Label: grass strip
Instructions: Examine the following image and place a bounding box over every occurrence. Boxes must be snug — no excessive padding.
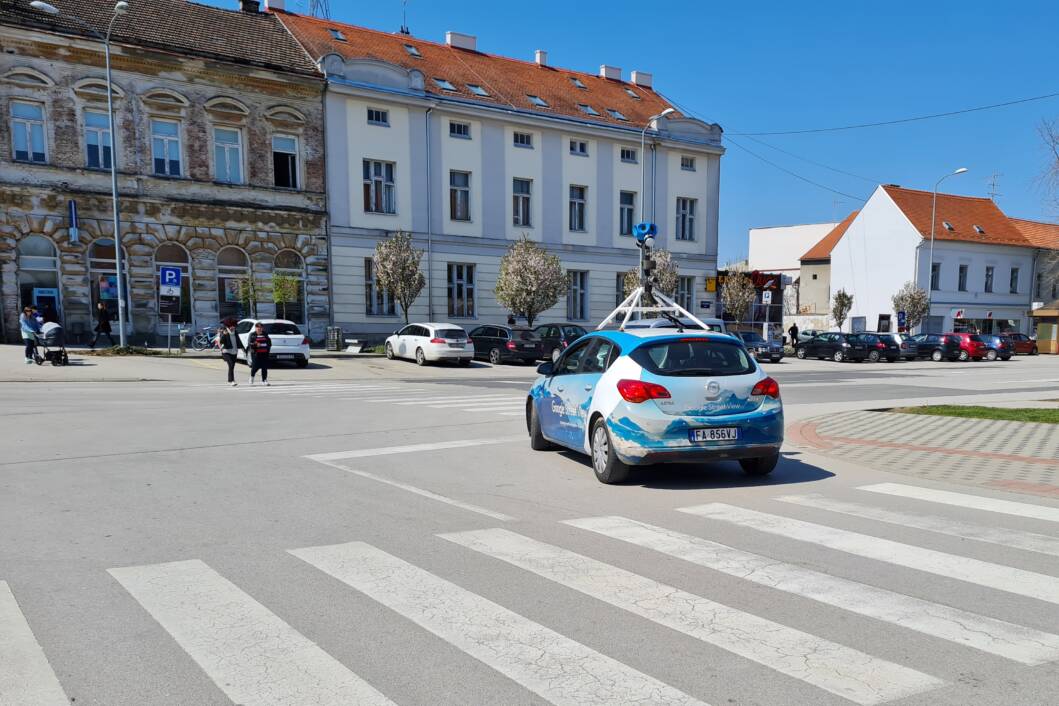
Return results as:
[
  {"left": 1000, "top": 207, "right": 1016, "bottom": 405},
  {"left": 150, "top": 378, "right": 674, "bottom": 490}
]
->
[{"left": 891, "top": 405, "right": 1059, "bottom": 424}]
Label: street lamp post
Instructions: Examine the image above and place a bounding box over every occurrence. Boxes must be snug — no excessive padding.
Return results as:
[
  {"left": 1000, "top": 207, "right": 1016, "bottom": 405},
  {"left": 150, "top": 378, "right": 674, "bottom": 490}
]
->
[
  {"left": 640, "top": 107, "right": 675, "bottom": 223},
  {"left": 31, "top": 0, "right": 129, "bottom": 346},
  {"left": 926, "top": 167, "right": 968, "bottom": 332}
]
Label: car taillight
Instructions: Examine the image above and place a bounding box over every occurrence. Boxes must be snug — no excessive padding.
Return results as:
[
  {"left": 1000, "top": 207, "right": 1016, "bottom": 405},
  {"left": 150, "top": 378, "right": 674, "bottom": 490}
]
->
[
  {"left": 876, "top": 342, "right": 886, "bottom": 349},
  {"left": 467, "top": 337, "right": 473, "bottom": 345},
  {"left": 616, "top": 379, "right": 671, "bottom": 404},
  {"left": 506, "top": 340, "right": 517, "bottom": 350},
  {"left": 301, "top": 336, "right": 310, "bottom": 345},
  {"left": 901, "top": 342, "right": 908, "bottom": 349},
  {"left": 751, "top": 377, "right": 781, "bottom": 399},
  {"left": 430, "top": 337, "right": 446, "bottom": 344}
]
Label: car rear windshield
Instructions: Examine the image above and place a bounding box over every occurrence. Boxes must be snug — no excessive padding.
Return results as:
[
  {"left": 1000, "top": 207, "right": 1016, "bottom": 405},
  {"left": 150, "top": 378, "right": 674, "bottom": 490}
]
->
[
  {"left": 562, "top": 326, "right": 586, "bottom": 339},
  {"left": 630, "top": 338, "right": 755, "bottom": 377},
  {"left": 435, "top": 329, "right": 464, "bottom": 339},
  {"left": 264, "top": 323, "right": 301, "bottom": 335}
]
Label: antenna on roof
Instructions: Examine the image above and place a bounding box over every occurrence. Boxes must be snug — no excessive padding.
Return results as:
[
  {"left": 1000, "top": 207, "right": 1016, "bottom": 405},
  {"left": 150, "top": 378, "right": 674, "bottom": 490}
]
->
[
  {"left": 305, "top": 0, "right": 330, "bottom": 18},
  {"left": 987, "top": 172, "right": 1003, "bottom": 202},
  {"left": 399, "top": 0, "right": 410, "bottom": 35}
]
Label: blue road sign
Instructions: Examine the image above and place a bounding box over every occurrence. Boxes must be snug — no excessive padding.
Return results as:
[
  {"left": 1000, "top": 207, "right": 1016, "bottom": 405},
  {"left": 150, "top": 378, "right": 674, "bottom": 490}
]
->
[{"left": 160, "top": 266, "right": 182, "bottom": 288}]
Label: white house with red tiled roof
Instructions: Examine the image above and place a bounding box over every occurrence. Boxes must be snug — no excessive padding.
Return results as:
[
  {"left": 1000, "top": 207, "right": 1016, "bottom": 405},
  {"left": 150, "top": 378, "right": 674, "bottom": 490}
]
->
[
  {"left": 829, "top": 185, "right": 1057, "bottom": 335},
  {"left": 271, "top": 1, "right": 724, "bottom": 336}
]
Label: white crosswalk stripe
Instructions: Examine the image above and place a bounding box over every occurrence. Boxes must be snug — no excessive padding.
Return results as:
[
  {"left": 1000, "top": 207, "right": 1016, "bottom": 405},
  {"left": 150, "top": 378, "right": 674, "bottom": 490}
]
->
[
  {"left": 442, "top": 528, "right": 944, "bottom": 705},
  {"left": 290, "top": 540, "right": 706, "bottom": 706},
  {"left": 860, "top": 483, "right": 1059, "bottom": 524},
  {"left": 108, "top": 559, "right": 394, "bottom": 706},
  {"left": 777, "top": 493, "right": 1059, "bottom": 558},
  {"left": 0, "top": 581, "right": 68, "bottom": 706},
  {"left": 679, "top": 503, "right": 1059, "bottom": 605},
  {"left": 565, "top": 516, "right": 1059, "bottom": 665}
]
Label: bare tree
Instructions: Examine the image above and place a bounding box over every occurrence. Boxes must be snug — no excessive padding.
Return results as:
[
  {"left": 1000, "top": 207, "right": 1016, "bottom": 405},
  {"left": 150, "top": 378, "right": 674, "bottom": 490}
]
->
[
  {"left": 1041, "top": 119, "right": 1059, "bottom": 214},
  {"left": 373, "top": 231, "right": 425, "bottom": 324},
  {"left": 832, "top": 289, "right": 853, "bottom": 331},
  {"left": 623, "top": 249, "right": 679, "bottom": 309},
  {"left": 721, "top": 268, "right": 756, "bottom": 324},
  {"left": 494, "top": 235, "right": 567, "bottom": 327},
  {"left": 890, "top": 281, "right": 929, "bottom": 331}
]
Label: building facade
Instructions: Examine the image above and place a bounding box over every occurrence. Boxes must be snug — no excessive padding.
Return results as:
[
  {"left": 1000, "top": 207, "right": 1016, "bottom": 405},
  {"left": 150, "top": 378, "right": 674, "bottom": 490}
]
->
[
  {"left": 276, "top": 7, "right": 723, "bottom": 338},
  {"left": 0, "top": 0, "right": 329, "bottom": 344},
  {"left": 795, "top": 211, "right": 857, "bottom": 316}
]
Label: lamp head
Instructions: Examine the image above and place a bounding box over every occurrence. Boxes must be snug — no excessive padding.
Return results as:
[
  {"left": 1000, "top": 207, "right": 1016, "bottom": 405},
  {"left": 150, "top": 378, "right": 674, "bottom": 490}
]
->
[
  {"left": 659, "top": 107, "right": 675, "bottom": 118},
  {"left": 29, "top": 1, "right": 60, "bottom": 14},
  {"left": 953, "top": 167, "right": 968, "bottom": 175},
  {"left": 114, "top": 1, "right": 128, "bottom": 14}
]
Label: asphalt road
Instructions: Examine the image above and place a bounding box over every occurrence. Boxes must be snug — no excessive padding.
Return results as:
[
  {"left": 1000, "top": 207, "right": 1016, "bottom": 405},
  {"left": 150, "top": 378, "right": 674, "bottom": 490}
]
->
[{"left": 1, "top": 352, "right": 1058, "bottom": 705}]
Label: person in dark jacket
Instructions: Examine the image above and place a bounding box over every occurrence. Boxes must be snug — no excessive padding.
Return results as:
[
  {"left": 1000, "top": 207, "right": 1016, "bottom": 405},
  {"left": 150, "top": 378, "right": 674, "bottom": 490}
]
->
[
  {"left": 247, "top": 322, "right": 272, "bottom": 386},
  {"left": 215, "top": 319, "right": 240, "bottom": 386},
  {"left": 788, "top": 323, "right": 799, "bottom": 349},
  {"left": 90, "top": 301, "right": 115, "bottom": 349}
]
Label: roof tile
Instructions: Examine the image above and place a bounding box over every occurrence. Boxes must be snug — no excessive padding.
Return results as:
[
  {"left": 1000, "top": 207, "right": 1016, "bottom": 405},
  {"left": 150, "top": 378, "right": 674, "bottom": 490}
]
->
[
  {"left": 1010, "top": 218, "right": 1059, "bottom": 251},
  {"left": 882, "top": 185, "right": 1030, "bottom": 247},
  {"left": 800, "top": 211, "right": 858, "bottom": 261}
]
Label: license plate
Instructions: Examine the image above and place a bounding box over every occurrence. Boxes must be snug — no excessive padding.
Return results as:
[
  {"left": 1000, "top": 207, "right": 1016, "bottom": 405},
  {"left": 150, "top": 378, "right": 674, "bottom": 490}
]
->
[
  {"left": 523, "top": 344, "right": 536, "bottom": 349},
  {"left": 448, "top": 342, "right": 465, "bottom": 348},
  {"left": 275, "top": 354, "right": 295, "bottom": 359},
  {"left": 689, "top": 427, "right": 739, "bottom": 442}
]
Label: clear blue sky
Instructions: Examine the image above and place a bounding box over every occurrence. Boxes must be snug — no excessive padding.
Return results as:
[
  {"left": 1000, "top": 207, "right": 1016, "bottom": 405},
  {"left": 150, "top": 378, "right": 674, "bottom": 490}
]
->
[{"left": 238, "top": 0, "right": 1059, "bottom": 263}]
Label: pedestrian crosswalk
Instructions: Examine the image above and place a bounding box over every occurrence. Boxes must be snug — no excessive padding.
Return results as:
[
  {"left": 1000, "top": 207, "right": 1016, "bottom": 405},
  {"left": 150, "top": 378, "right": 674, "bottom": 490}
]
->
[
  {"left": 4, "top": 481, "right": 1059, "bottom": 704},
  {"left": 241, "top": 381, "right": 529, "bottom": 416}
]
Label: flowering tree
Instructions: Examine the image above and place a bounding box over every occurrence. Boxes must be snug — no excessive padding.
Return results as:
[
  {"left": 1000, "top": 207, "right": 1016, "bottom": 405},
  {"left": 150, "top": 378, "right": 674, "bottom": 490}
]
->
[
  {"left": 720, "top": 267, "right": 756, "bottom": 323},
  {"left": 494, "top": 235, "right": 567, "bottom": 326},
  {"left": 373, "top": 231, "right": 425, "bottom": 324},
  {"left": 622, "top": 249, "right": 679, "bottom": 308},
  {"left": 890, "top": 281, "right": 929, "bottom": 331},
  {"left": 832, "top": 288, "right": 854, "bottom": 331}
]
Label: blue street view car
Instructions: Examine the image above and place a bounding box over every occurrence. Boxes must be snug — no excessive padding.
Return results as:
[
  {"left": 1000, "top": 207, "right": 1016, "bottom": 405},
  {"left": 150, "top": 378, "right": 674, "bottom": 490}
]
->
[{"left": 526, "top": 329, "right": 783, "bottom": 483}]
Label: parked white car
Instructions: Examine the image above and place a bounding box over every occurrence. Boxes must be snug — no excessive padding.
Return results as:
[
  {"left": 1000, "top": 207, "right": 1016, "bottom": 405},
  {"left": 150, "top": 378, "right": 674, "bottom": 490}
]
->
[
  {"left": 236, "top": 319, "right": 311, "bottom": 368},
  {"left": 385, "top": 323, "right": 472, "bottom": 365}
]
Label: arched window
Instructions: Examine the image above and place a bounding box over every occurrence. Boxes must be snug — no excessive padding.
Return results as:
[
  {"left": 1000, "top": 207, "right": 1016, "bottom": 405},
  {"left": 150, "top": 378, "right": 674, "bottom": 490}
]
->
[
  {"left": 154, "top": 243, "right": 192, "bottom": 329},
  {"left": 217, "top": 246, "right": 250, "bottom": 321},
  {"left": 18, "top": 236, "right": 61, "bottom": 323},
  {"left": 88, "top": 239, "right": 129, "bottom": 324},
  {"left": 273, "top": 249, "right": 306, "bottom": 324}
]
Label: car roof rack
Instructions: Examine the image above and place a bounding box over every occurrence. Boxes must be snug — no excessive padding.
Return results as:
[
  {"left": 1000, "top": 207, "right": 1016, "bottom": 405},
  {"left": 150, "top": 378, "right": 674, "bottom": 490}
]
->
[{"left": 597, "top": 285, "right": 712, "bottom": 332}]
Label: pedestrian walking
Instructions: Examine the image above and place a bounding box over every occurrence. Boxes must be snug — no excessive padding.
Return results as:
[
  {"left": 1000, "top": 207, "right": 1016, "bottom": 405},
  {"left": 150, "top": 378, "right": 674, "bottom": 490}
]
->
[
  {"left": 90, "top": 302, "right": 116, "bottom": 349},
  {"left": 19, "top": 306, "right": 40, "bottom": 364},
  {"left": 215, "top": 319, "right": 240, "bottom": 386},
  {"left": 788, "top": 323, "right": 799, "bottom": 348},
  {"left": 247, "top": 321, "right": 272, "bottom": 386},
  {"left": 507, "top": 313, "right": 516, "bottom": 326}
]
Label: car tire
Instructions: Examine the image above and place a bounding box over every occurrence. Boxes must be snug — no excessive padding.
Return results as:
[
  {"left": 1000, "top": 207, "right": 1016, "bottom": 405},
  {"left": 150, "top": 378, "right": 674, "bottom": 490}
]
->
[
  {"left": 740, "top": 453, "right": 779, "bottom": 476},
  {"left": 415, "top": 348, "right": 427, "bottom": 366},
  {"left": 958, "top": 350, "right": 969, "bottom": 361},
  {"left": 833, "top": 350, "right": 845, "bottom": 363},
  {"left": 1031, "top": 346, "right": 1039, "bottom": 355},
  {"left": 931, "top": 350, "right": 943, "bottom": 362},
  {"left": 1001, "top": 355, "right": 1011, "bottom": 361},
  {"left": 527, "top": 401, "right": 554, "bottom": 451},
  {"left": 985, "top": 350, "right": 998, "bottom": 361},
  {"left": 296, "top": 357, "right": 309, "bottom": 368},
  {"left": 590, "top": 418, "right": 630, "bottom": 484},
  {"left": 867, "top": 350, "right": 880, "bottom": 363},
  {"left": 489, "top": 348, "right": 502, "bottom": 365},
  {"left": 385, "top": 342, "right": 395, "bottom": 360},
  {"left": 796, "top": 347, "right": 807, "bottom": 359},
  {"left": 551, "top": 347, "right": 562, "bottom": 363}
]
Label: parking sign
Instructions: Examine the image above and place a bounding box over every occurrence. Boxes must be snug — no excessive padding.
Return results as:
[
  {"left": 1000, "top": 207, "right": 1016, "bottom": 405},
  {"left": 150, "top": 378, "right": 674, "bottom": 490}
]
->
[{"left": 159, "top": 266, "right": 182, "bottom": 297}]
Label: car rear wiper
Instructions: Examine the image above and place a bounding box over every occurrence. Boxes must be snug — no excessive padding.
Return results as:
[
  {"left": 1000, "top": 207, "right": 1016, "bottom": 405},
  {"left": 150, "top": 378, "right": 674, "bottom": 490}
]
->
[{"left": 669, "top": 368, "right": 721, "bottom": 376}]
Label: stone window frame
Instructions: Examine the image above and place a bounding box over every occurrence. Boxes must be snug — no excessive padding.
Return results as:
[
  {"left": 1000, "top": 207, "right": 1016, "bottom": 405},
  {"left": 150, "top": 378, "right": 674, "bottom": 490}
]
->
[
  {"left": 10, "top": 99, "right": 49, "bottom": 164},
  {"left": 153, "top": 242, "right": 193, "bottom": 329},
  {"left": 88, "top": 238, "right": 131, "bottom": 324},
  {"left": 274, "top": 249, "right": 307, "bottom": 325},
  {"left": 205, "top": 97, "right": 250, "bottom": 186},
  {"left": 17, "top": 235, "right": 63, "bottom": 321},
  {"left": 265, "top": 106, "right": 307, "bottom": 191},
  {"left": 217, "top": 245, "right": 252, "bottom": 321},
  {"left": 142, "top": 89, "right": 190, "bottom": 178},
  {"left": 71, "top": 79, "right": 125, "bottom": 171}
]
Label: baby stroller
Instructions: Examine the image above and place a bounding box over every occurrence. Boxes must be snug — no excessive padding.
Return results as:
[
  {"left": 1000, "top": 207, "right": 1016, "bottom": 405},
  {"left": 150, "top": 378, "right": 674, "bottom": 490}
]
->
[{"left": 34, "top": 322, "right": 69, "bottom": 366}]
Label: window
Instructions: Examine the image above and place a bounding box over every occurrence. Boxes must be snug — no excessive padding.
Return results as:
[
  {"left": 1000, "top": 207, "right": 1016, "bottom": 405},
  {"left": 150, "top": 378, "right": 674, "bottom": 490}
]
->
[
  {"left": 569, "top": 139, "right": 588, "bottom": 156},
  {"left": 403, "top": 43, "right": 421, "bottom": 57},
  {"left": 677, "top": 275, "right": 694, "bottom": 310},
  {"left": 272, "top": 135, "right": 299, "bottom": 189},
  {"left": 680, "top": 155, "right": 696, "bottom": 171},
  {"left": 433, "top": 78, "right": 457, "bottom": 91},
  {"left": 449, "top": 121, "right": 470, "bottom": 138},
  {"left": 10, "top": 101, "right": 46, "bottom": 163},
  {"left": 675, "top": 197, "right": 696, "bottom": 241},
  {"left": 615, "top": 272, "right": 627, "bottom": 306},
  {"left": 577, "top": 104, "right": 600, "bottom": 116},
  {"left": 957, "top": 264, "right": 968, "bottom": 291},
  {"left": 570, "top": 77, "right": 587, "bottom": 89},
  {"left": 274, "top": 250, "right": 306, "bottom": 325},
  {"left": 89, "top": 239, "right": 129, "bottom": 323},
  {"left": 984, "top": 266, "right": 994, "bottom": 293},
  {"left": 364, "top": 258, "right": 396, "bottom": 316},
  {"left": 363, "top": 159, "right": 396, "bottom": 214},
  {"left": 83, "top": 110, "right": 111, "bottom": 169},
  {"left": 17, "top": 236, "right": 61, "bottom": 322},
  {"left": 942, "top": 221, "right": 955, "bottom": 231},
  {"left": 154, "top": 243, "right": 191, "bottom": 326},
  {"left": 213, "top": 127, "right": 242, "bottom": 184},
  {"left": 466, "top": 83, "right": 489, "bottom": 96},
  {"left": 216, "top": 246, "right": 248, "bottom": 321},
  {"left": 527, "top": 94, "right": 549, "bottom": 107},
  {"left": 930, "top": 262, "right": 940, "bottom": 291},
  {"left": 567, "top": 270, "right": 589, "bottom": 320},
  {"left": 513, "top": 131, "right": 533, "bottom": 148},
  {"left": 624, "top": 87, "right": 640, "bottom": 99},
  {"left": 328, "top": 28, "right": 347, "bottom": 41},
  {"left": 150, "top": 119, "right": 181, "bottom": 176},
  {"left": 449, "top": 170, "right": 470, "bottom": 221},
  {"left": 620, "top": 147, "right": 637, "bottom": 163},
  {"left": 512, "top": 178, "right": 531, "bottom": 226},
  {"left": 367, "top": 107, "right": 389, "bottom": 126},
  {"left": 606, "top": 108, "right": 628, "bottom": 121},
  {"left": 1009, "top": 267, "right": 1019, "bottom": 294},
  {"left": 619, "top": 191, "right": 636, "bottom": 236},
  {"left": 569, "top": 185, "right": 587, "bottom": 231},
  {"left": 447, "top": 263, "right": 475, "bottom": 318},
  {"left": 812, "top": 273, "right": 818, "bottom": 280}
]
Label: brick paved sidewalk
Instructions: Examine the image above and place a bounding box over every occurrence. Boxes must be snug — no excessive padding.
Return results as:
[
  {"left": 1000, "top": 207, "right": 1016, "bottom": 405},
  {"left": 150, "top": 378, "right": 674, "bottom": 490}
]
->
[{"left": 788, "top": 410, "right": 1059, "bottom": 498}]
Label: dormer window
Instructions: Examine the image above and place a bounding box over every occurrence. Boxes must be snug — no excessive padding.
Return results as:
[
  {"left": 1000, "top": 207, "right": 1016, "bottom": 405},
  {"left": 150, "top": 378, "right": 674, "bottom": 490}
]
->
[
  {"left": 403, "top": 44, "right": 421, "bottom": 57},
  {"left": 466, "top": 84, "right": 489, "bottom": 97},
  {"left": 606, "top": 108, "right": 628, "bottom": 121},
  {"left": 570, "top": 77, "right": 587, "bottom": 89},
  {"left": 433, "top": 78, "right": 457, "bottom": 91},
  {"left": 527, "top": 94, "right": 549, "bottom": 107},
  {"left": 328, "top": 28, "right": 347, "bottom": 41},
  {"left": 578, "top": 104, "right": 599, "bottom": 116},
  {"left": 973, "top": 224, "right": 985, "bottom": 234},
  {"left": 624, "top": 87, "right": 640, "bottom": 99},
  {"left": 942, "top": 221, "right": 955, "bottom": 231}
]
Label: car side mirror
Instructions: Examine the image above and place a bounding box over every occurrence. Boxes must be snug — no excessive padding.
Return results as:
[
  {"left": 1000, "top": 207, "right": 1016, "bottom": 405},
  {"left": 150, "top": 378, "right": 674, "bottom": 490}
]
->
[{"left": 536, "top": 362, "right": 554, "bottom": 376}]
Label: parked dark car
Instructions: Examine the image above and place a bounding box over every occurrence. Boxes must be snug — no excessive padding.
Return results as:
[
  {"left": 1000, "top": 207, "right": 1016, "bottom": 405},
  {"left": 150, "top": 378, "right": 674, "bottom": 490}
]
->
[
  {"left": 1007, "top": 333, "right": 1039, "bottom": 355},
  {"left": 796, "top": 332, "right": 870, "bottom": 362},
  {"left": 911, "top": 333, "right": 962, "bottom": 361},
  {"left": 859, "top": 332, "right": 902, "bottom": 362},
  {"left": 735, "top": 330, "right": 785, "bottom": 363},
  {"left": 534, "top": 323, "right": 587, "bottom": 362},
  {"left": 979, "top": 334, "right": 1014, "bottom": 361},
  {"left": 895, "top": 333, "right": 919, "bottom": 360},
  {"left": 467, "top": 325, "right": 543, "bottom": 364}
]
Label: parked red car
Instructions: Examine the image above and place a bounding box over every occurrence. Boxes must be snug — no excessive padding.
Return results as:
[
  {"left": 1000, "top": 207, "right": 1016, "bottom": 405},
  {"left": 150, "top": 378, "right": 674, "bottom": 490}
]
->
[
  {"left": 945, "top": 332, "right": 989, "bottom": 361},
  {"left": 1006, "top": 333, "right": 1039, "bottom": 355}
]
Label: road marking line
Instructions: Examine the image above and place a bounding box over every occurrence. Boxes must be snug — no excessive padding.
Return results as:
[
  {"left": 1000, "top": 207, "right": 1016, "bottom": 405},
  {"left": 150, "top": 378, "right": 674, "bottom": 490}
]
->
[
  {"left": 290, "top": 541, "right": 704, "bottom": 706},
  {"left": 679, "top": 504, "right": 1059, "bottom": 605},
  {"left": 0, "top": 581, "right": 68, "bottom": 706},
  {"left": 565, "top": 516, "right": 1059, "bottom": 665},
  {"left": 442, "top": 528, "right": 941, "bottom": 704},
  {"left": 778, "top": 493, "right": 1059, "bottom": 558},
  {"left": 460, "top": 406, "right": 525, "bottom": 413},
  {"left": 306, "top": 436, "right": 524, "bottom": 461},
  {"left": 860, "top": 483, "right": 1059, "bottom": 524},
  {"left": 108, "top": 560, "right": 394, "bottom": 706},
  {"left": 395, "top": 395, "right": 521, "bottom": 405}
]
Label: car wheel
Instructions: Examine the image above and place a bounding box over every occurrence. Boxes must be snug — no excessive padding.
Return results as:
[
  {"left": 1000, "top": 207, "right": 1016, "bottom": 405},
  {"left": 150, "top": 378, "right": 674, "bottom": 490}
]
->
[
  {"left": 385, "top": 342, "right": 395, "bottom": 360},
  {"left": 527, "top": 401, "right": 554, "bottom": 451},
  {"left": 985, "top": 350, "right": 998, "bottom": 361},
  {"left": 489, "top": 348, "right": 502, "bottom": 365},
  {"left": 958, "top": 350, "right": 969, "bottom": 361},
  {"left": 833, "top": 350, "right": 845, "bottom": 363},
  {"left": 590, "top": 418, "right": 630, "bottom": 484},
  {"left": 931, "top": 350, "right": 943, "bottom": 362},
  {"left": 740, "top": 453, "right": 779, "bottom": 476},
  {"left": 867, "top": 350, "right": 880, "bottom": 363},
  {"left": 796, "top": 347, "right": 807, "bottom": 359},
  {"left": 296, "top": 357, "right": 309, "bottom": 369},
  {"left": 415, "top": 348, "right": 427, "bottom": 366}
]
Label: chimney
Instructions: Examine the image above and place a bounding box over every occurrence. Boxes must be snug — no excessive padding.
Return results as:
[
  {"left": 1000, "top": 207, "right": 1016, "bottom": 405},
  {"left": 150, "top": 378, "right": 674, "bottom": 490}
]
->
[
  {"left": 631, "top": 70, "right": 652, "bottom": 88},
  {"left": 239, "top": 0, "right": 260, "bottom": 12},
  {"left": 535, "top": 49, "right": 547, "bottom": 66},
  {"left": 445, "top": 31, "right": 477, "bottom": 51},
  {"left": 264, "top": 0, "right": 284, "bottom": 10},
  {"left": 599, "top": 64, "right": 621, "bottom": 81}
]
